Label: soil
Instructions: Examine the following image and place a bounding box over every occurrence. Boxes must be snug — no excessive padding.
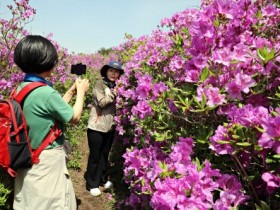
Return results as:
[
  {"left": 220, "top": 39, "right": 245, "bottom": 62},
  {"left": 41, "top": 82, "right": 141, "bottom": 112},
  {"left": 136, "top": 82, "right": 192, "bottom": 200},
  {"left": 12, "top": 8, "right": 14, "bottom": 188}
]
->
[{"left": 69, "top": 135, "right": 129, "bottom": 210}]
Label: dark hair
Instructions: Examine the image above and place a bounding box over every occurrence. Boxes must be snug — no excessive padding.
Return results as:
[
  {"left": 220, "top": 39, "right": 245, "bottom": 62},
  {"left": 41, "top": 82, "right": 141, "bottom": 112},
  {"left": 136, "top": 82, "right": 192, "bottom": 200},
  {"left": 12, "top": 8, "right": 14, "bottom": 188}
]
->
[{"left": 14, "top": 35, "right": 58, "bottom": 73}]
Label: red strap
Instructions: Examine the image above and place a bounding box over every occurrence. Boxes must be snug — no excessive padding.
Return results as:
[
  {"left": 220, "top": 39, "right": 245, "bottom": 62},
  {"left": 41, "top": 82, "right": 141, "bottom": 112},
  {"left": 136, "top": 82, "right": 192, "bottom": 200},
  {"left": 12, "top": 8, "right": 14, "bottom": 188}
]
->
[
  {"left": 4, "top": 100, "right": 21, "bottom": 143},
  {"left": 32, "top": 121, "right": 62, "bottom": 164},
  {"left": 10, "top": 82, "right": 47, "bottom": 103},
  {"left": 9, "top": 82, "right": 47, "bottom": 143},
  {"left": 7, "top": 168, "right": 17, "bottom": 177}
]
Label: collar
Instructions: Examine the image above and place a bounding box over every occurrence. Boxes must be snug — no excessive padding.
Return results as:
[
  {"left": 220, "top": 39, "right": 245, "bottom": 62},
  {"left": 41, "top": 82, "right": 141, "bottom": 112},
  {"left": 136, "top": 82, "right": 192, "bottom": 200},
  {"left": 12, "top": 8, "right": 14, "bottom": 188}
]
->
[
  {"left": 103, "top": 77, "right": 116, "bottom": 89},
  {"left": 24, "top": 73, "right": 53, "bottom": 87}
]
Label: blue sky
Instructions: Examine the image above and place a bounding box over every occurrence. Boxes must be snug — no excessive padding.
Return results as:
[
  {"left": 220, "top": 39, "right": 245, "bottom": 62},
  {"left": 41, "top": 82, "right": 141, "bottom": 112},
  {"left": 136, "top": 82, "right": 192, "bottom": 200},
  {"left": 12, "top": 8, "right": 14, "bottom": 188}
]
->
[{"left": 1, "top": 0, "right": 201, "bottom": 54}]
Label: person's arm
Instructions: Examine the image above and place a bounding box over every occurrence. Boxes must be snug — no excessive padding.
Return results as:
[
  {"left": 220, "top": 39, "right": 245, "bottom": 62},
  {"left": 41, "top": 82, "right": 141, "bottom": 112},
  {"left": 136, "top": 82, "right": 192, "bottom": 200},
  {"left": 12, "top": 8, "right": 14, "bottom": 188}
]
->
[
  {"left": 69, "top": 78, "right": 89, "bottom": 124},
  {"left": 95, "top": 81, "right": 116, "bottom": 108},
  {"left": 63, "top": 83, "right": 76, "bottom": 103}
]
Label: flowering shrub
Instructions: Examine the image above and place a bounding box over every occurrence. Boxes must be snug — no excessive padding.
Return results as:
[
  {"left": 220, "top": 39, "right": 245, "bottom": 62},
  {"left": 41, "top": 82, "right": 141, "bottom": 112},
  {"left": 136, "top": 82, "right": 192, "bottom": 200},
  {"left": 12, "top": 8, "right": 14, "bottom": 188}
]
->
[{"left": 115, "top": 0, "right": 280, "bottom": 209}]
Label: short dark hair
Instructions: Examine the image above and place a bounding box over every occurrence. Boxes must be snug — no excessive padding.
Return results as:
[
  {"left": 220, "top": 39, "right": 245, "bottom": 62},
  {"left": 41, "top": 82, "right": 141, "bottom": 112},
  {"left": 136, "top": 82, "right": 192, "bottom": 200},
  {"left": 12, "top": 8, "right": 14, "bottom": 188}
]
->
[{"left": 14, "top": 35, "right": 58, "bottom": 74}]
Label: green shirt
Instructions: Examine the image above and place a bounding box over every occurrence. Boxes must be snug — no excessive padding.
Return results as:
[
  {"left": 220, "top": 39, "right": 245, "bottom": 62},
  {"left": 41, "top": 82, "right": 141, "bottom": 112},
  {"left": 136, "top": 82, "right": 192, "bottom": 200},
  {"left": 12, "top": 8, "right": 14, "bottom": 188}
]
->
[{"left": 17, "top": 82, "right": 74, "bottom": 149}]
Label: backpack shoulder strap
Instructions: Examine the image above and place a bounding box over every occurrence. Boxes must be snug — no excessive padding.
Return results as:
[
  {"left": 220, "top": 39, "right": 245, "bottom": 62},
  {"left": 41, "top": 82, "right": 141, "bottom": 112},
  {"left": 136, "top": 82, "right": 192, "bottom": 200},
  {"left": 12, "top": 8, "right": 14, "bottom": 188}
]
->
[
  {"left": 32, "top": 121, "right": 62, "bottom": 164},
  {"left": 11, "top": 82, "right": 47, "bottom": 103}
]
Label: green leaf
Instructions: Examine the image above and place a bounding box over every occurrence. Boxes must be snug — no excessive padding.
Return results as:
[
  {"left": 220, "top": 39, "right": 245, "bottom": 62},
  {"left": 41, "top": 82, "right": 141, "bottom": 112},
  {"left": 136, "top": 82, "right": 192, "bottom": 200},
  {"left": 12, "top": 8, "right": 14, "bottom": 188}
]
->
[
  {"left": 232, "top": 134, "right": 240, "bottom": 139},
  {"left": 141, "top": 178, "right": 145, "bottom": 186},
  {"left": 275, "top": 93, "right": 280, "bottom": 98},
  {"left": 197, "top": 139, "right": 207, "bottom": 144},
  {"left": 257, "top": 48, "right": 266, "bottom": 61},
  {"left": 214, "top": 18, "right": 220, "bottom": 27},
  {"left": 266, "top": 158, "right": 273, "bottom": 163},
  {"left": 255, "top": 201, "right": 271, "bottom": 210},
  {"left": 195, "top": 157, "right": 200, "bottom": 167},
  {"left": 201, "top": 93, "right": 207, "bottom": 108},
  {"left": 236, "top": 142, "right": 251, "bottom": 147},
  {"left": 199, "top": 67, "right": 210, "bottom": 82},
  {"left": 266, "top": 49, "right": 275, "bottom": 62},
  {"left": 255, "top": 126, "right": 265, "bottom": 133},
  {"left": 256, "top": 10, "right": 262, "bottom": 19},
  {"left": 273, "top": 154, "right": 280, "bottom": 159},
  {"left": 193, "top": 95, "right": 202, "bottom": 109},
  {"left": 217, "top": 140, "right": 230, "bottom": 144},
  {"left": 178, "top": 95, "right": 187, "bottom": 105},
  {"left": 257, "top": 47, "right": 275, "bottom": 63},
  {"left": 255, "top": 205, "right": 261, "bottom": 210},
  {"left": 255, "top": 204, "right": 262, "bottom": 210}
]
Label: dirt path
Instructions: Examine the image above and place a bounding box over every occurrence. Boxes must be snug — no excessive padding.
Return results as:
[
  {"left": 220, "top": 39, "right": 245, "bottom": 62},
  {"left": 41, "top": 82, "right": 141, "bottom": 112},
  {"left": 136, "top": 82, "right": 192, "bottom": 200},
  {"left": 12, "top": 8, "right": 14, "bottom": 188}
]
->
[{"left": 69, "top": 137, "right": 114, "bottom": 210}]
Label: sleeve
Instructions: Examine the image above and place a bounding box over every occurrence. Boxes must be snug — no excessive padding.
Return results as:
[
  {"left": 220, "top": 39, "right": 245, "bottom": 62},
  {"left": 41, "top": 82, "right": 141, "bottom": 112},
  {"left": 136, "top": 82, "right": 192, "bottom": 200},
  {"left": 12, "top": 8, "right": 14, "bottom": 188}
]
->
[
  {"left": 94, "top": 80, "right": 116, "bottom": 108},
  {"left": 45, "top": 90, "right": 74, "bottom": 123}
]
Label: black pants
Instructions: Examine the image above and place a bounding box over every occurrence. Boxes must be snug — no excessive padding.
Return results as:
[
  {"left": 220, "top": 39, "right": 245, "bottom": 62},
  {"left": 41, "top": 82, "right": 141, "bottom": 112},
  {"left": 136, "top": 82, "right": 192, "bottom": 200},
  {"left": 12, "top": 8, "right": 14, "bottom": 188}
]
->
[{"left": 85, "top": 129, "right": 114, "bottom": 189}]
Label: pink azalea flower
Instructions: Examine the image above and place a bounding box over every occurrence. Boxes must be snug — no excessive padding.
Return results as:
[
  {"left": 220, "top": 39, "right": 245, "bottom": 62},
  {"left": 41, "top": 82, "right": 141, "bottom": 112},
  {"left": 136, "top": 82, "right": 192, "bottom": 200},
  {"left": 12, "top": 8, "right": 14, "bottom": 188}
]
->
[
  {"left": 169, "top": 55, "right": 185, "bottom": 72},
  {"left": 135, "top": 85, "right": 151, "bottom": 100},
  {"left": 131, "top": 101, "right": 153, "bottom": 119},
  {"left": 205, "top": 87, "right": 226, "bottom": 107},
  {"left": 262, "top": 172, "right": 280, "bottom": 194},
  {"left": 210, "top": 125, "right": 234, "bottom": 155},
  {"left": 226, "top": 73, "right": 255, "bottom": 99},
  {"left": 184, "top": 70, "right": 200, "bottom": 83},
  {"left": 212, "top": 49, "right": 232, "bottom": 66}
]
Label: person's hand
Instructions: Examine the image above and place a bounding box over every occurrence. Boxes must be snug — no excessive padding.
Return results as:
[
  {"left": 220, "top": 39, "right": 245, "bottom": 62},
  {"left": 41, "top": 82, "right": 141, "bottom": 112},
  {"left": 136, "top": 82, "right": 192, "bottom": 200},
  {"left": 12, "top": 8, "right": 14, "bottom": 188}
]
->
[
  {"left": 113, "top": 82, "right": 121, "bottom": 94},
  {"left": 75, "top": 78, "right": 89, "bottom": 94}
]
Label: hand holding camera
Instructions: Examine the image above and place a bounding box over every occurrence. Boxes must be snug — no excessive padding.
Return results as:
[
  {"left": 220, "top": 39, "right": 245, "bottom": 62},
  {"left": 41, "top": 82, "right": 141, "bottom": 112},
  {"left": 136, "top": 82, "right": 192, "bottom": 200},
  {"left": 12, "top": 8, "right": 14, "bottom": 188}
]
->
[
  {"left": 75, "top": 78, "right": 89, "bottom": 95},
  {"left": 69, "top": 63, "right": 89, "bottom": 94}
]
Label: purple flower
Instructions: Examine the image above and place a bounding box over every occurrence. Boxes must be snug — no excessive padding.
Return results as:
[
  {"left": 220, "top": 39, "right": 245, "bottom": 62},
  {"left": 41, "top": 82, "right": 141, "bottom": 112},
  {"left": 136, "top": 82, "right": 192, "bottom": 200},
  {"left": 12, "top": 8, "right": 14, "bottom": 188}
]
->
[
  {"left": 262, "top": 172, "right": 280, "bottom": 194},
  {"left": 205, "top": 86, "right": 226, "bottom": 107},
  {"left": 184, "top": 70, "right": 200, "bottom": 83},
  {"left": 151, "top": 82, "right": 168, "bottom": 99},
  {"left": 168, "top": 99, "right": 178, "bottom": 113},
  {"left": 131, "top": 101, "right": 153, "bottom": 119},
  {"left": 210, "top": 125, "right": 234, "bottom": 155},
  {"left": 226, "top": 73, "right": 256, "bottom": 100},
  {"left": 135, "top": 85, "right": 151, "bottom": 100},
  {"left": 215, "top": 174, "right": 250, "bottom": 208},
  {"left": 225, "top": 81, "right": 243, "bottom": 100},
  {"left": 263, "top": 115, "right": 280, "bottom": 138},
  {"left": 212, "top": 49, "right": 231, "bottom": 66}
]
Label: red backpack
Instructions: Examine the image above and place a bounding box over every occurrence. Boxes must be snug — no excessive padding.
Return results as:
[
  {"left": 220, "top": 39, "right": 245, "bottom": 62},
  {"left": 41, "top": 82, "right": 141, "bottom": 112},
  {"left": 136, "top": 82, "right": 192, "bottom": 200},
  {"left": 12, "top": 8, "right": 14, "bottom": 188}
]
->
[{"left": 0, "top": 82, "right": 61, "bottom": 177}]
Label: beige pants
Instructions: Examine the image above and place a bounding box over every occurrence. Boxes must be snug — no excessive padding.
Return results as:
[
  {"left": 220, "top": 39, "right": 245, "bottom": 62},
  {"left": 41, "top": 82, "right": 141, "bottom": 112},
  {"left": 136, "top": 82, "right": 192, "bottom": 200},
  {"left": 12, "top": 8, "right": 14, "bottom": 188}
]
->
[{"left": 13, "top": 147, "right": 77, "bottom": 210}]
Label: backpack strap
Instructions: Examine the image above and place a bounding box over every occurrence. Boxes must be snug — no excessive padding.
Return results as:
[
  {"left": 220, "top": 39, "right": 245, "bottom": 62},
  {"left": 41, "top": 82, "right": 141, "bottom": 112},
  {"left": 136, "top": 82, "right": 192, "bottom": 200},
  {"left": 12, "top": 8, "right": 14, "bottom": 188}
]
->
[
  {"left": 32, "top": 121, "right": 62, "bottom": 164},
  {"left": 11, "top": 82, "right": 47, "bottom": 103}
]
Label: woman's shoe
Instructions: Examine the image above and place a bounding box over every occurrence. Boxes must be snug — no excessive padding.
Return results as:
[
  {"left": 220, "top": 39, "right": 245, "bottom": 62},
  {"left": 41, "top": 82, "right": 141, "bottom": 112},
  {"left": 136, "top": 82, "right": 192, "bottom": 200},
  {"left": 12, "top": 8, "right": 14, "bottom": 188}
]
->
[
  {"left": 104, "top": 181, "right": 113, "bottom": 190},
  {"left": 90, "top": 188, "right": 102, "bottom": 196}
]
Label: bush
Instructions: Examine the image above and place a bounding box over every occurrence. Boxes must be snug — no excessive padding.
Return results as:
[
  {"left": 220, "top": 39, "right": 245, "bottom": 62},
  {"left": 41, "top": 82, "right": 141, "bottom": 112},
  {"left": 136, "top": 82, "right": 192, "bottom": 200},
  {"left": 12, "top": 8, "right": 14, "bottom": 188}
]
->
[{"left": 114, "top": 0, "right": 280, "bottom": 209}]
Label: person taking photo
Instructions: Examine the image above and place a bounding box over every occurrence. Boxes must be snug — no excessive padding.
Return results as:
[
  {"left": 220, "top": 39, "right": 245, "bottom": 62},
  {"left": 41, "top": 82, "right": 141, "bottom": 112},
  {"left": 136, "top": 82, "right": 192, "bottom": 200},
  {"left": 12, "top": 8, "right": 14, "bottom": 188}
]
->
[{"left": 13, "top": 35, "right": 89, "bottom": 210}]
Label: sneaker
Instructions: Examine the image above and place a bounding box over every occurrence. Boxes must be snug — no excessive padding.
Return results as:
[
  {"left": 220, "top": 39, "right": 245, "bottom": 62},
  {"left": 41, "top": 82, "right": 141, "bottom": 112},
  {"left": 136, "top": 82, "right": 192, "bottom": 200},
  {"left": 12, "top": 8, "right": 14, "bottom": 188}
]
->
[
  {"left": 90, "top": 188, "right": 102, "bottom": 197},
  {"left": 103, "top": 181, "right": 113, "bottom": 190}
]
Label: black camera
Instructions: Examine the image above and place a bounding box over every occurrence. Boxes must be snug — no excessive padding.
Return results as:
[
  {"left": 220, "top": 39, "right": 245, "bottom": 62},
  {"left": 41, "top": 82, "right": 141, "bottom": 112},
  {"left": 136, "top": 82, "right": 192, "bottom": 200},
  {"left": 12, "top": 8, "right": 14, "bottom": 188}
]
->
[{"left": 71, "top": 63, "right": 86, "bottom": 75}]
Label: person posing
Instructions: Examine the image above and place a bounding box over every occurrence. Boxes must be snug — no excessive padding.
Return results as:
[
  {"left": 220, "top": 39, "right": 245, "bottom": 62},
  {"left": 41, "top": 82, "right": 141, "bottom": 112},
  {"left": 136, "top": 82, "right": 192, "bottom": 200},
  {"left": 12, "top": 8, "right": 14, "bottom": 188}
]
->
[
  {"left": 13, "top": 35, "right": 89, "bottom": 210},
  {"left": 85, "top": 61, "right": 123, "bottom": 196}
]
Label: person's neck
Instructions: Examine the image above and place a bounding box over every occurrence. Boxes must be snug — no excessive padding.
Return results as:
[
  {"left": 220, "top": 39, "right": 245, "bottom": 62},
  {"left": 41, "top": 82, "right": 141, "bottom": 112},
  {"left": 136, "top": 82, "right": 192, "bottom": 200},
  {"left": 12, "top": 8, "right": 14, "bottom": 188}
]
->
[
  {"left": 103, "top": 77, "right": 116, "bottom": 89},
  {"left": 36, "top": 72, "right": 49, "bottom": 79},
  {"left": 24, "top": 73, "right": 53, "bottom": 87}
]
